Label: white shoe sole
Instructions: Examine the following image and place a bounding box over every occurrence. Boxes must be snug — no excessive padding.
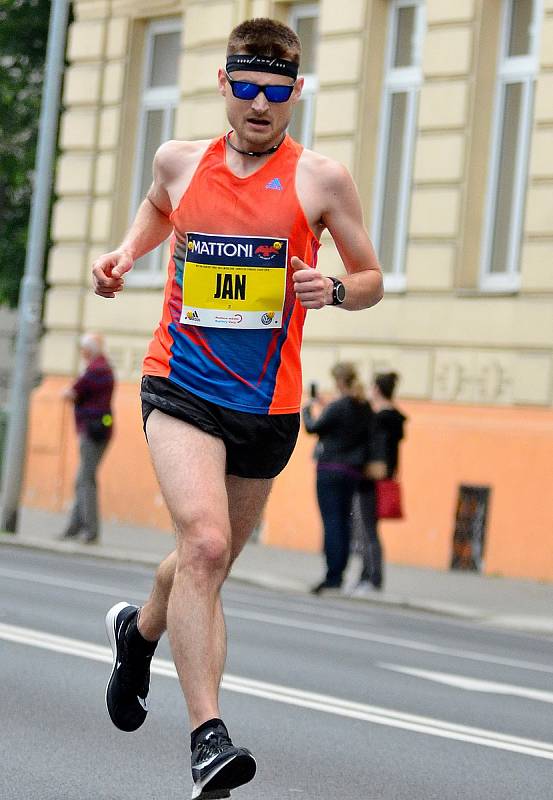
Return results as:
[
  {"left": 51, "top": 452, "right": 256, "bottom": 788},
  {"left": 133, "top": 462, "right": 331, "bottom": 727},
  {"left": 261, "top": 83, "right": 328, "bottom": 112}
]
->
[
  {"left": 191, "top": 754, "right": 237, "bottom": 800},
  {"left": 191, "top": 750, "right": 256, "bottom": 800},
  {"left": 104, "top": 601, "right": 134, "bottom": 718}
]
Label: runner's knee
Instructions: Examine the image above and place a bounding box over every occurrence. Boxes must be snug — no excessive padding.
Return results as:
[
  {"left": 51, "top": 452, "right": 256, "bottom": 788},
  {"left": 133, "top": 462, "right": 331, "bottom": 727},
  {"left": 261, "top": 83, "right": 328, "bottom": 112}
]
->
[{"left": 175, "top": 518, "right": 231, "bottom": 574}]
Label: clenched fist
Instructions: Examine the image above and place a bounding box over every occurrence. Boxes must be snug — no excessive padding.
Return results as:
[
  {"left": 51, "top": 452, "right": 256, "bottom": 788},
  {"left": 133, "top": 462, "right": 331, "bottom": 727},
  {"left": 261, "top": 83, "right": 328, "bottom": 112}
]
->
[
  {"left": 92, "top": 250, "right": 135, "bottom": 298},
  {"left": 291, "top": 256, "right": 332, "bottom": 309}
]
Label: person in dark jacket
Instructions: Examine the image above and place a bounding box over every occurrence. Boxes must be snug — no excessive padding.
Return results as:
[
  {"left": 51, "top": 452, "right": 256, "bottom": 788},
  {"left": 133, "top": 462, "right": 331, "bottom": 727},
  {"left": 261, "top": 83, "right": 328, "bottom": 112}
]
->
[
  {"left": 354, "top": 372, "right": 406, "bottom": 593},
  {"left": 303, "top": 363, "right": 373, "bottom": 594},
  {"left": 60, "top": 333, "right": 115, "bottom": 543}
]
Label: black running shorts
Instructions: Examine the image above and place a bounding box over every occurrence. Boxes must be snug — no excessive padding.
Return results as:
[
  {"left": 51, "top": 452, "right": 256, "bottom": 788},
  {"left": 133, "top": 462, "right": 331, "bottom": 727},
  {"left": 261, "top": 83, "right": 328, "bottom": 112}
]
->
[{"left": 140, "top": 375, "right": 300, "bottom": 479}]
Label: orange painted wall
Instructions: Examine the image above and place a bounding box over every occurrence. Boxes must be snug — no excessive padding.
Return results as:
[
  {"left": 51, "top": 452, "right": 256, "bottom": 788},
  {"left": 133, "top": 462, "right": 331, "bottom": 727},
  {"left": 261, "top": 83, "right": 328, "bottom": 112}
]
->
[
  {"left": 23, "top": 378, "right": 553, "bottom": 581},
  {"left": 24, "top": 377, "right": 172, "bottom": 531},
  {"left": 265, "top": 399, "right": 553, "bottom": 581}
]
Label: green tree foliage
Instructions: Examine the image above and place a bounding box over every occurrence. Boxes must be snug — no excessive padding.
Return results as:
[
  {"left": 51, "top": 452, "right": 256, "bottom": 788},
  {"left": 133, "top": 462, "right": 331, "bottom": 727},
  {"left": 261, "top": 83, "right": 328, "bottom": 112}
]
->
[{"left": 0, "top": 0, "right": 52, "bottom": 307}]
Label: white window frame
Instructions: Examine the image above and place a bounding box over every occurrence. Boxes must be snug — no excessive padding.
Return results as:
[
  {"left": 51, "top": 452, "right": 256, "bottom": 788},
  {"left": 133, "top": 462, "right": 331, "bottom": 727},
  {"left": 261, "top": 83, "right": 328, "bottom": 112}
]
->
[
  {"left": 480, "top": 0, "right": 542, "bottom": 293},
  {"left": 127, "top": 18, "right": 181, "bottom": 287},
  {"left": 371, "top": 0, "right": 425, "bottom": 293},
  {"left": 289, "top": 3, "right": 319, "bottom": 148}
]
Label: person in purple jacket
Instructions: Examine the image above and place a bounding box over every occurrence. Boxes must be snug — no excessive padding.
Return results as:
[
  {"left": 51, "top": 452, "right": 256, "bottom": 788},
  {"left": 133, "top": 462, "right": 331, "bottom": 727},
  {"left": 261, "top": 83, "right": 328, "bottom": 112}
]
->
[{"left": 60, "top": 333, "right": 114, "bottom": 543}]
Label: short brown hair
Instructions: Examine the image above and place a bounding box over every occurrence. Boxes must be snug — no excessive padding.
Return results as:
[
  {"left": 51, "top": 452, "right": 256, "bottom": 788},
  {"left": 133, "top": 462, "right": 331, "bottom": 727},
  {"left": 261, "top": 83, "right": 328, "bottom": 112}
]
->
[{"left": 227, "top": 18, "right": 301, "bottom": 65}]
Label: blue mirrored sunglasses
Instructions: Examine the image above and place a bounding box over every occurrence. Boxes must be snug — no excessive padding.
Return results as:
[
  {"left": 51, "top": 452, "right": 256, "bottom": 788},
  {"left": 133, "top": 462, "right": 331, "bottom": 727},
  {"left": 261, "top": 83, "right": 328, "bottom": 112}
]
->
[{"left": 225, "top": 71, "right": 295, "bottom": 104}]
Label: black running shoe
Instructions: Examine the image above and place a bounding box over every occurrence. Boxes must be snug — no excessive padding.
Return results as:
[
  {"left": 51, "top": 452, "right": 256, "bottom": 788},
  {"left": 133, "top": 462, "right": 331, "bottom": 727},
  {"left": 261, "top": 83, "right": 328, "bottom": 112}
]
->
[
  {"left": 191, "top": 722, "right": 256, "bottom": 800},
  {"left": 310, "top": 579, "right": 341, "bottom": 595},
  {"left": 105, "top": 602, "right": 153, "bottom": 732}
]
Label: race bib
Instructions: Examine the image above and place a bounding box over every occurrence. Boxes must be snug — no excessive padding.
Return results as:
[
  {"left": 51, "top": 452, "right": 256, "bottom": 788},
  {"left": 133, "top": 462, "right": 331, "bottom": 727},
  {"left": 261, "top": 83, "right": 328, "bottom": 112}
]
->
[{"left": 180, "top": 232, "right": 288, "bottom": 329}]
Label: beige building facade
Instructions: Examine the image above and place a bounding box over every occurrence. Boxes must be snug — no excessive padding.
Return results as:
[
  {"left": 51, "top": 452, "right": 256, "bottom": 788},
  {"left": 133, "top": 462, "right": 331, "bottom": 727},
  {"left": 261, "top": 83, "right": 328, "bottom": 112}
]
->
[{"left": 26, "top": 0, "right": 553, "bottom": 580}]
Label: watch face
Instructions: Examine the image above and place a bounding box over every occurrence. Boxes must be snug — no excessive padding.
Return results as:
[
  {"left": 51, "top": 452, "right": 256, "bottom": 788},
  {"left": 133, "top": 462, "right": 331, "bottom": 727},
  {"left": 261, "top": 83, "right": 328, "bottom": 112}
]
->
[{"left": 336, "top": 281, "right": 346, "bottom": 303}]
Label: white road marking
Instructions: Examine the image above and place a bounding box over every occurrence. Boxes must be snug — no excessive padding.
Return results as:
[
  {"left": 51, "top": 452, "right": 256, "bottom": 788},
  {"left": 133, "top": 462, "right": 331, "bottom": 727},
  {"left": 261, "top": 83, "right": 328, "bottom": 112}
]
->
[
  {"left": 1, "top": 565, "right": 552, "bottom": 675},
  {"left": 0, "top": 566, "right": 140, "bottom": 599},
  {"left": 224, "top": 607, "right": 553, "bottom": 675},
  {"left": 380, "top": 664, "right": 553, "bottom": 704},
  {"left": 2, "top": 621, "right": 553, "bottom": 762}
]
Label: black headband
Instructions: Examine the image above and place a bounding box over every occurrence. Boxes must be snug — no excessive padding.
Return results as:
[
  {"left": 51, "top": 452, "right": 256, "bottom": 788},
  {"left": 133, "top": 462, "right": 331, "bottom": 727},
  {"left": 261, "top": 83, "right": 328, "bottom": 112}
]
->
[{"left": 226, "top": 54, "right": 299, "bottom": 80}]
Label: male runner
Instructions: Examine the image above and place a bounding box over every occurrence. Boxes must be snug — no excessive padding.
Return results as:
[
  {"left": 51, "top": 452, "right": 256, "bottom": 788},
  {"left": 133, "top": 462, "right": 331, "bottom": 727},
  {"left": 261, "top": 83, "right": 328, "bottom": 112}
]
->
[{"left": 94, "top": 18, "right": 382, "bottom": 800}]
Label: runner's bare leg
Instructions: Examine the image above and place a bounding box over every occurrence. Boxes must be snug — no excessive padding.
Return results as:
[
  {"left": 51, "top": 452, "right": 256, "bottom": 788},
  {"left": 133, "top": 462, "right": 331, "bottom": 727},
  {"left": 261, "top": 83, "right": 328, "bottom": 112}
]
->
[{"left": 139, "top": 410, "right": 272, "bottom": 728}]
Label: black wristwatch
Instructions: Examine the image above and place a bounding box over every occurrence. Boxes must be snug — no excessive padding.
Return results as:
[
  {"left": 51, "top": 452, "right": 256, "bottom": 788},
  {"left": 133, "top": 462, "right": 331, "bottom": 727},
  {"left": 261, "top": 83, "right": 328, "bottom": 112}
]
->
[{"left": 330, "top": 277, "right": 346, "bottom": 306}]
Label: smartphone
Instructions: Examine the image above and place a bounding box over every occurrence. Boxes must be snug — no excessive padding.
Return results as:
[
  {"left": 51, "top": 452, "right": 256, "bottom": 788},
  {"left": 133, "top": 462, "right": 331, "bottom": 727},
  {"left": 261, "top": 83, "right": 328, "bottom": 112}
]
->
[{"left": 309, "top": 382, "right": 318, "bottom": 399}]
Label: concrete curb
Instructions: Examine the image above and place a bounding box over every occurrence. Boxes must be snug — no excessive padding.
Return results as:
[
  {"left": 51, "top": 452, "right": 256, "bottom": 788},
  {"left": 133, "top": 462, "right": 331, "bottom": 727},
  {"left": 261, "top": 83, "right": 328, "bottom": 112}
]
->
[{"left": 2, "top": 534, "right": 552, "bottom": 636}]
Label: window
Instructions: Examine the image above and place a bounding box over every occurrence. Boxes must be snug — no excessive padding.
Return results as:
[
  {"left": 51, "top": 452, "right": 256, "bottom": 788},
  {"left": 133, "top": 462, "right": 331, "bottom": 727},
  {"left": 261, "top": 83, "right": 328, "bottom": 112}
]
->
[
  {"left": 288, "top": 4, "right": 319, "bottom": 147},
  {"left": 372, "top": 0, "right": 425, "bottom": 291},
  {"left": 481, "top": 0, "right": 541, "bottom": 291},
  {"left": 129, "top": 19, "right": 181, "bottom": 283}
]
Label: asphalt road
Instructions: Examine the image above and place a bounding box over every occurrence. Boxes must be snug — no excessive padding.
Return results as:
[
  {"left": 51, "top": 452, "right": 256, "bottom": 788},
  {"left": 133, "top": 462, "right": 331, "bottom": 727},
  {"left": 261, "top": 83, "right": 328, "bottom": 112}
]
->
[{"left": 1, "top": 546, "right": 552, "bottom": 800}]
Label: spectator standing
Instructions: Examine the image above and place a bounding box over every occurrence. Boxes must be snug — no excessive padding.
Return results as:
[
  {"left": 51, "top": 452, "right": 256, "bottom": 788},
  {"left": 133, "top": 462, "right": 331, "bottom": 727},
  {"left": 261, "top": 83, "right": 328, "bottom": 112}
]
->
[
  {"left": 60, "top": 333, "right": 114, "bottom": 544},
  {"left": 354, "top": 372, "right": 406, "bottom": 593},
  {"left": 303, "top": 363, "right": 373, "bottom": 594}
]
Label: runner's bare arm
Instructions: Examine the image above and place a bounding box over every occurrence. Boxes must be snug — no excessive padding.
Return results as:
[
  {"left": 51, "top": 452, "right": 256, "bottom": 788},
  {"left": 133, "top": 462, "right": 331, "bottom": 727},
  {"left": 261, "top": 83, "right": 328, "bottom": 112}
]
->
[
  {"left": 92, "top": 143, "right": 176, "bottom": 298},
  {"left": 322, "top": 163, "right": 383, "bottom": 309},
  {"left": 292, "top": 160, "right": 383, "bottom": 311}
]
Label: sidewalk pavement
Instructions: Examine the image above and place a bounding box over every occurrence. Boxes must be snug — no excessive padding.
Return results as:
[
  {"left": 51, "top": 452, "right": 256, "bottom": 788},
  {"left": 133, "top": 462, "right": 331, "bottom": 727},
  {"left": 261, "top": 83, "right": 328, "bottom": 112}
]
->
[{"left": 1, "top": 507, "right": 552, "bottom": 635}]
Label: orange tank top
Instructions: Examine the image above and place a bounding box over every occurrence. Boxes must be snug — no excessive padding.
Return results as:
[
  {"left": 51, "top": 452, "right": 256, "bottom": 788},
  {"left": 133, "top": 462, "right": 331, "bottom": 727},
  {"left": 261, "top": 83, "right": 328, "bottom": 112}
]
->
[{"left": 143, "top": 134, "right": 320, "bottom": 414}]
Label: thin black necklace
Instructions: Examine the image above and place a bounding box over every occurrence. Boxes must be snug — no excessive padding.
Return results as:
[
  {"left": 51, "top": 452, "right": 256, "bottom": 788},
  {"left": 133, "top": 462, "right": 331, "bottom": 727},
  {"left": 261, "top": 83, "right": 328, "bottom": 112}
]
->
[{"left": 225, "top": 131, "right": 285, "bottom": 158}]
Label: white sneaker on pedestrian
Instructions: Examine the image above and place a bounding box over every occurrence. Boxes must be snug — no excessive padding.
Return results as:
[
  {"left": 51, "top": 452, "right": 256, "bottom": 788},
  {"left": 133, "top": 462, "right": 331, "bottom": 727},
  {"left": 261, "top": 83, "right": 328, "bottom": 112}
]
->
[{"left": 351, "top": 580, "right": 375, "bottom": 598}]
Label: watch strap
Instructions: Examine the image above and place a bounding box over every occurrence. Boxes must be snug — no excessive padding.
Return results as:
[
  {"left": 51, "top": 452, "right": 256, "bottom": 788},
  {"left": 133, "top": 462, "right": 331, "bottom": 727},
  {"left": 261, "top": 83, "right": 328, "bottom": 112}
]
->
[{"left": 330, "top": 277, "right": 345, "bottom": 306}]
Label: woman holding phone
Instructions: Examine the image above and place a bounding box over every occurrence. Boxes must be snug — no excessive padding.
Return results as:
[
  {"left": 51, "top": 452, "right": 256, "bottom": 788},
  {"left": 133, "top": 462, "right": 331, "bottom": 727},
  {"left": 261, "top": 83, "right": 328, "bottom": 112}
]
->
[{"left": 303, "top": 363, "right": 373, "bottom": 594}]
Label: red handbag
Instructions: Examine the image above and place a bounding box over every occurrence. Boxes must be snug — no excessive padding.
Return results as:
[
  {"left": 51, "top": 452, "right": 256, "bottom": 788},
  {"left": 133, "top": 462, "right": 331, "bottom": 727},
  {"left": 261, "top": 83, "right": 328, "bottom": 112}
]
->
[{"left": 375, "top": 479, "right": 404, "bottom": 519}]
